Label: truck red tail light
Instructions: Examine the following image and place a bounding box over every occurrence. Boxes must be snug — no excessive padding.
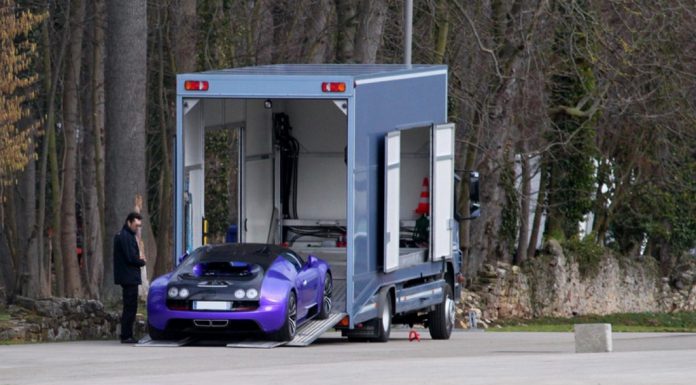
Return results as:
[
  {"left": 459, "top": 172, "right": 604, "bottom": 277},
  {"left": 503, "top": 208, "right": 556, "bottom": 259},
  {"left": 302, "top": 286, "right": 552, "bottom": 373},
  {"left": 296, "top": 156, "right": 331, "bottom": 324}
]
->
[
  {"left": 184, "top": 80, "right": 209, "bottom": 91},
  {"left": 321, "top": 82, "right": 346, "bottom": 92}
]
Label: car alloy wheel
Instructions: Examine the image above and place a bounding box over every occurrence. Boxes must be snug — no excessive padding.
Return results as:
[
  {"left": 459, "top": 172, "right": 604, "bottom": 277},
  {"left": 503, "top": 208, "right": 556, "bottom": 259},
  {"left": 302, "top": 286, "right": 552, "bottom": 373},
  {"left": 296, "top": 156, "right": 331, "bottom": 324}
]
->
[
  {"left": 323, "top": 275, "right": 333, "bottom": 315},
  {"left": 288, "top": 292, "right": 297, "bottom": 337}
]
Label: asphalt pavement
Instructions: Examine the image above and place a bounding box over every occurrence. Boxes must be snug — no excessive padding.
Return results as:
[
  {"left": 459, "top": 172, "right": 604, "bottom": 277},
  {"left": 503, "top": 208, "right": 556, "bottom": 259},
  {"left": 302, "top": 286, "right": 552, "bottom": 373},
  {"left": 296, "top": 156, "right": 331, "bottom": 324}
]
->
[{"left": 1, "top": 330, "right": 695, "bottom": 385}]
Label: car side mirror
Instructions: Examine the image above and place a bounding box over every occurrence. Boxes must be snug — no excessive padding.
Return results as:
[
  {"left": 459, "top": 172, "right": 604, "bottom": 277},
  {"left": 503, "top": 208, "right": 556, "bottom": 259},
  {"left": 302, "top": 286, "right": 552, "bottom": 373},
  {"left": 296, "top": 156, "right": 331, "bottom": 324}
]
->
[
  {"left": 177, "top": 252, "right": 189, "bottom": 266},
  {"left": 306, "top": 255, "right": 318, "bottom": 268}
]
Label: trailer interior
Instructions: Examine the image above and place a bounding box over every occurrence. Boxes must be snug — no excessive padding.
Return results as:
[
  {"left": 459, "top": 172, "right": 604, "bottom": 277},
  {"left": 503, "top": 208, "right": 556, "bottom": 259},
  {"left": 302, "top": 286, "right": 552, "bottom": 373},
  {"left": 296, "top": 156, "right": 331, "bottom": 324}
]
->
[{"left": 180, "top": 97, "right": 436, "bottom": 314}]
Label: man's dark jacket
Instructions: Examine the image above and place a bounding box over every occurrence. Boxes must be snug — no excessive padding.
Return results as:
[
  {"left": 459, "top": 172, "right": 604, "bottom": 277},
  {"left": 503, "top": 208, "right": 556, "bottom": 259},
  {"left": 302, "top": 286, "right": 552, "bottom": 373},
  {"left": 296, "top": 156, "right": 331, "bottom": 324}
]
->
[{"left": 113, "top": 225, "right": 145, "bottom": 285}]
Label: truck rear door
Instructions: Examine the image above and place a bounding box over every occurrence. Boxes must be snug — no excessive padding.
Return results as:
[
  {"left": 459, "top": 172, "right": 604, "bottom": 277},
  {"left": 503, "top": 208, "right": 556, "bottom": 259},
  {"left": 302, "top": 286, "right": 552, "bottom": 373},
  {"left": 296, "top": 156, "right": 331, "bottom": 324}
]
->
[
  {"left": 383, "top": 131, "right": 401, "bottom": 272},
  {"left": 431, "top": 123, "right": 455, "bottom": 261}
]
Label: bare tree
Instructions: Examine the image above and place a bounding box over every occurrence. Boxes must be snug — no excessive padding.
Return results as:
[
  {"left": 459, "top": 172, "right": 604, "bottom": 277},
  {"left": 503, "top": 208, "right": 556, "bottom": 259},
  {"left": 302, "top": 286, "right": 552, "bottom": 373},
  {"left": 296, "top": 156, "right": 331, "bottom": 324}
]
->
[
  {"left": 80, "top": 0, "right": 106, "bottom": 298},
  {"left": 353, "top": 0, "right": 387, "bottom": 63},
  {"left": 61, "top": 0, "right": 86, "bottom": 297},
  {"left": 104, "top": 0, "right": 153, "bottom": 298}
]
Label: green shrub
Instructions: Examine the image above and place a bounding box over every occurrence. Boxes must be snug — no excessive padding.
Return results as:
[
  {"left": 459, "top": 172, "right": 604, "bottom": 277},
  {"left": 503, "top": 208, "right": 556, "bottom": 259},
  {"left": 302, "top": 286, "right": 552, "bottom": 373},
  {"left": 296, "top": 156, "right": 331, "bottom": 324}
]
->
[{"left": 563, "top": 235, "right": 605, "bottom": 278}]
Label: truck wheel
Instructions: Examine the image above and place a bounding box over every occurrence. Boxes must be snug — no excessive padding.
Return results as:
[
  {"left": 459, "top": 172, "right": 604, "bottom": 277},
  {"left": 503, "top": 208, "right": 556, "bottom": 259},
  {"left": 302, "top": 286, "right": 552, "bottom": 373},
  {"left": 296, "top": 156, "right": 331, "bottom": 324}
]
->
[
  {"left": 272, "top": 291, "right": 298, "bottom": 342},
  {"left": 317, "top": 273, "right": 333, "bottom": 319},
  {"left": 428, "top": 284, "right": 455, "bottom": 340},
  {"left": 372, "top": 292, "right": 392, "bottom": 342}
]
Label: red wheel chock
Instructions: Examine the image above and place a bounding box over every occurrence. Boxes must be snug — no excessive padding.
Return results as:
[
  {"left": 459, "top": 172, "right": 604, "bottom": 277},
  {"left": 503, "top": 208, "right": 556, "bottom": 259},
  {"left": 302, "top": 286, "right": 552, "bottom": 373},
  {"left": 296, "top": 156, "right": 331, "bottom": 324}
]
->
[{"left": 408, "top": 330, "right": 421, "bottom": 342}]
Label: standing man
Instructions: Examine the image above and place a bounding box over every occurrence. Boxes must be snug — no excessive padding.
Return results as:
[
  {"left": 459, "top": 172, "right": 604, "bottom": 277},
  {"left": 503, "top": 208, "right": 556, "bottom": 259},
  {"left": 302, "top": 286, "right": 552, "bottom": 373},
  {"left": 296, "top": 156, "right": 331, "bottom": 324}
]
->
[{"left": 113, "top": 212, "right": 146, "bottom": 343}]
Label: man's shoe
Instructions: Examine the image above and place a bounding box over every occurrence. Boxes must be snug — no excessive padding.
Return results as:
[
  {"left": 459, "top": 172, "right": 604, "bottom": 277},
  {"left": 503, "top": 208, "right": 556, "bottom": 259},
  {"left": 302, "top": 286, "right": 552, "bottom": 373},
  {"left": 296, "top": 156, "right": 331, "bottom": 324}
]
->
[{"left": 120, "top": 337, "right": 138, "bottom": 344}]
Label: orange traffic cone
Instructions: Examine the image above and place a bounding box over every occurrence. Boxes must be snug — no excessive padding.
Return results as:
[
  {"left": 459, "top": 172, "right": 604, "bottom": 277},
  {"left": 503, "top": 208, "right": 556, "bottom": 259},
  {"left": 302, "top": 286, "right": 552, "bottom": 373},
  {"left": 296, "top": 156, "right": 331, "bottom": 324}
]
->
[{"left": 415, "top": 177, "right": 430, "bottom": 215}]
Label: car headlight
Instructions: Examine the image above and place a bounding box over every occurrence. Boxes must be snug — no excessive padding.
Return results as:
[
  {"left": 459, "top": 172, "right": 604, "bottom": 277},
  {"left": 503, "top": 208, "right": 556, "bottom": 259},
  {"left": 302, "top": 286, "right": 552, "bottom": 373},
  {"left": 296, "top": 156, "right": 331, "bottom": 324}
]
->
[
  {"left": 246, "top": 288, "right": 258, "bottom": 299},
  {"left": 234, "top": 289, "right": 246, "bottom": 299},
  {"left": 179, "top": 288, "right": 189, "bottom": 298},
  {"left": 168, "top": 287, "right": 179, "bottom": 298}
]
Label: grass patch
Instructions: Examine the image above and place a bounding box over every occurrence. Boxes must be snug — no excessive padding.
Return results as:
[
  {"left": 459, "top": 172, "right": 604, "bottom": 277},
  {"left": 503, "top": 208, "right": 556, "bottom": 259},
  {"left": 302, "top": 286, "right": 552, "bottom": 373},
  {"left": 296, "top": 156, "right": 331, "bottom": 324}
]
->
[{"left": 490, "top": 312, "right": 696, "bottom": 333}]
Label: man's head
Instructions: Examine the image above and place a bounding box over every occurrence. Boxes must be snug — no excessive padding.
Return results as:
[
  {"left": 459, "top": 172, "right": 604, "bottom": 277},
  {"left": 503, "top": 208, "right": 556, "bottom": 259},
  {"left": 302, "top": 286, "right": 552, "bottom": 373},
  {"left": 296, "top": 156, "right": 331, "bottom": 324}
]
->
[{"left": 125, "top": 212, "right": 143, "bottom": 232}]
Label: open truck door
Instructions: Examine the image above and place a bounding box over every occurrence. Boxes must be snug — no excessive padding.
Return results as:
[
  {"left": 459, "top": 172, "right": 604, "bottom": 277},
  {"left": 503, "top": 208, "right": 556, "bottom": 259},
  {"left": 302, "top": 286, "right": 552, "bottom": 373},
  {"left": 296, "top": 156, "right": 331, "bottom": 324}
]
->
[
  {"left": 383, "top": 131, "right": 401, "bottom": 272},
  {"left": 431, "top": 123, "right": 455, "bottom": 261}
]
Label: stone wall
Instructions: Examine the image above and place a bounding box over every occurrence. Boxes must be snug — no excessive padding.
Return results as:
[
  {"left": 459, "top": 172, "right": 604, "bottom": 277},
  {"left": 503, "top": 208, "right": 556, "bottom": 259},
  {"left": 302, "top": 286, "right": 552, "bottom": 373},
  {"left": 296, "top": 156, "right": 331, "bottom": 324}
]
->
[
  {"left": 0, "top": 296, "right": 146, "bottom": 343},
  {"left": 457, "top": 240, "right": 696, "bottom": 327}
]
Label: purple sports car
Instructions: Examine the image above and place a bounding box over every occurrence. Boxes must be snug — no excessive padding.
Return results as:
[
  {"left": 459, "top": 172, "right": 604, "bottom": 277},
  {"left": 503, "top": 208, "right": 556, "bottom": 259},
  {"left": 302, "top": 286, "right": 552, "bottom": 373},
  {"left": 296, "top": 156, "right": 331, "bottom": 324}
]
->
[{"left": 147, "top": 243, "right": 333, "bottom": 341}]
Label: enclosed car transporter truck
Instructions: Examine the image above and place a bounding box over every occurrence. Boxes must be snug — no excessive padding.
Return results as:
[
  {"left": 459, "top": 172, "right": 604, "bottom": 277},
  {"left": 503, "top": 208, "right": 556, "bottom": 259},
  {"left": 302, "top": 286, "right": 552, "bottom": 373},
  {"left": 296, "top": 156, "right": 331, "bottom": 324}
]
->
[{"left": 174, "top": 64, "right": 479, "bottom": 345}]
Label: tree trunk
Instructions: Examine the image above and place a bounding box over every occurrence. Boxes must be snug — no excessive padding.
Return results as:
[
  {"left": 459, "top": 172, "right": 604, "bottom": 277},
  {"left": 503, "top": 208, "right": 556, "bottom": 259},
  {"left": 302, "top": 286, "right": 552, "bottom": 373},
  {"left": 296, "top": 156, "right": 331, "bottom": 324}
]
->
[
  {"left": 152, "top": 0, "right": 197, "bottom": 278},
  {"left": 18, "top": 132, "right": 39, "bottom": 298},
  {"left": 353, "top": 0, "right": 387, "bottom": 64},
  {"left": 433, "top": 0, "right": 449, "bottom": 64},
  {"left": 591, "top": 157, "right": 609, "bottom": 243},
  {"left": 335, "top": 0, "right": 357, "bottom": 62},
  {"left": 172, "top": 0, "right": 197, "bottom": 72},
  {"left": 468, "top": 80, "right": 521, "bottom": 270},
  {"left": 515, "top": 154, "right": 531, "bottom": 265},
  {"left": 253, "top": 0, "right": 273, "bottom": 65},
  {"left": 458, "top": 109, "right": 482, "bottom": 279},
  {"left": 104, "top": 0, "right": 150, "bottom": 299},
  {"left": 48, "top": 113, "right": 63, "bottom": 297},
  {"left": 0, "top": 191, "right": 18, "bottom": 298},
  {"left": 61, "top": 0, "right": 86, "bottom": 298},
  {"left": 301, "top": 0, "right": 332, "bottom": 63},
  {"left": 36, "top": 3, "right": 68, "bottom": 298},
  {"left": 48, "top": 0, "right": 73, "bottom": 298},
  {"left": 527, "top": 158, "right": 547, "bottom": 258},
  {"left": 80, "top": 0, "right": 105, "bottom": 298}
]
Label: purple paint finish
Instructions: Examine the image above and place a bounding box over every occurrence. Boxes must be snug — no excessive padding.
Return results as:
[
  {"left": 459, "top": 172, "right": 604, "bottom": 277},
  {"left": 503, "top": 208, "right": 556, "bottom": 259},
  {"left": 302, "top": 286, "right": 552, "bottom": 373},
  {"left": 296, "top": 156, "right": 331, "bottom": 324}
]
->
[{"left": 147, "top": 243, "right": 330, "bottom": 337}]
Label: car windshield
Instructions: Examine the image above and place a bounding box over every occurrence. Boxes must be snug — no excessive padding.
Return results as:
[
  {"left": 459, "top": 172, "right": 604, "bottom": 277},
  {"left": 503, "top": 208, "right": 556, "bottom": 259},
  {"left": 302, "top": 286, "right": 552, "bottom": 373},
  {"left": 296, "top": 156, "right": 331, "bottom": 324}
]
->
[{"left": 175, "top": 244, "right": 284, "bottom": 279}]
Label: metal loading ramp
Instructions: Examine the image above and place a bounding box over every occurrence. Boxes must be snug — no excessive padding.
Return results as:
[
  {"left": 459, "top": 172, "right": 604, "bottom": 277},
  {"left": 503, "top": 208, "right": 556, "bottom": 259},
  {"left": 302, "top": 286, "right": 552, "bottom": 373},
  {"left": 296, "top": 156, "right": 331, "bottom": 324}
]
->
[
  {"left": 285, "top": 312, "right": 346, "bottom": 347},
  {"left": 135, "top": 336, "right": 198, "bottom": 347},
  {"left": 226, "top": 279, "right": 347, "bottom": 348},
  {"left": 286, "top": 278, "right": 347, "bottom": 347}
]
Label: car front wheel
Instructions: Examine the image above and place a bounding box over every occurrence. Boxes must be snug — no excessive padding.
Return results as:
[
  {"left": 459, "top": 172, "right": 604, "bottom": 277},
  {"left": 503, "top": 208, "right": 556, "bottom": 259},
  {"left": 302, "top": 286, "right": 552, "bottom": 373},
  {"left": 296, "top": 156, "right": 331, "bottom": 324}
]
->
[
  {"left": 272, "top": 291, "right": 298, "bottom": 342},
  {"left": 317, "top": 273, "right": 333, "bottom": 319},
  {"left": 148, "top": 323, "right": 175, "bottom": 341}
]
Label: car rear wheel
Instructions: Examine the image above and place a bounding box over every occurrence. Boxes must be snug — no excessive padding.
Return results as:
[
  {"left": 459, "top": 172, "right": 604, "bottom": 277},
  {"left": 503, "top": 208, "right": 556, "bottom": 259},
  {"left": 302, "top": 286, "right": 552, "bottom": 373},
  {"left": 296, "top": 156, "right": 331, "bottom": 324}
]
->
[
  {"left": 272, "top": 291, "right": 298, "bottom": 342},
  {"left": 317, "top": 273, "right": 333, "bottom": 319}
]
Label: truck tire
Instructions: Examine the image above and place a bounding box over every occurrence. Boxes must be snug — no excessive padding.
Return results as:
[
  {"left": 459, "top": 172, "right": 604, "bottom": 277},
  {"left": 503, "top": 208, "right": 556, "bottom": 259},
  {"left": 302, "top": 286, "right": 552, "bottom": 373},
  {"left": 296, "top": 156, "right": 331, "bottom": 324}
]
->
[
  {"left": 372, "top": 292, "right": 392, "bottom": 342},
  {"left": 428, "top": 284, "right": 455, "bottom": 339}
]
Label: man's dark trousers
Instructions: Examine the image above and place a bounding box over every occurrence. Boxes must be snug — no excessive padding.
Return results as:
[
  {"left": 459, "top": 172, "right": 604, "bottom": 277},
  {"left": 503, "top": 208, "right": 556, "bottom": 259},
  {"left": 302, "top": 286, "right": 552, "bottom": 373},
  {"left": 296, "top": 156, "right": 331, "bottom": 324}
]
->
[{"left": 120, "top": 284, "right": 138, "bottom": 340}]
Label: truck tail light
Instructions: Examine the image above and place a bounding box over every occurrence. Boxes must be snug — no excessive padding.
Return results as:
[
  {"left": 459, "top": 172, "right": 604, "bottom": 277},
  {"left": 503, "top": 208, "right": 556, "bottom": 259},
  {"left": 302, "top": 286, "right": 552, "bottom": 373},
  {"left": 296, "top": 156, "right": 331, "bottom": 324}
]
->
[
  {"left": 321, "top": 82, "right": 346, "bottom": 93},
  {"left": 184, "top": 80, "right": 209, "bottom": 91}
]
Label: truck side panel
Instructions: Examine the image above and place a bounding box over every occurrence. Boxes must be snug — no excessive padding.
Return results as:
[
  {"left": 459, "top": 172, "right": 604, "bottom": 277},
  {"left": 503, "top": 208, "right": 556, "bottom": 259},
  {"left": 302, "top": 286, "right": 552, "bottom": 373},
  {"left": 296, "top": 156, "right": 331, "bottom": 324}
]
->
[{"left": 350, "top": 73, "right": 448, "bottom": 320}]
